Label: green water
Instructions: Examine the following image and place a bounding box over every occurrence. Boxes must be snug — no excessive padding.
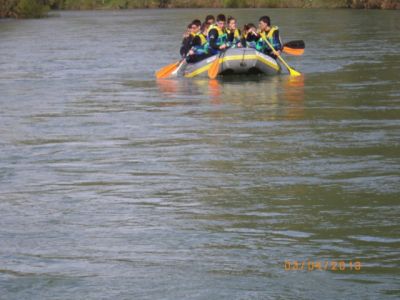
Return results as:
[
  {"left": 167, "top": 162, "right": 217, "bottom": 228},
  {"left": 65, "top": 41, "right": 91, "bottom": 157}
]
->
[{"left": 0, "top": 8, "right": 399, "bottom": 299}]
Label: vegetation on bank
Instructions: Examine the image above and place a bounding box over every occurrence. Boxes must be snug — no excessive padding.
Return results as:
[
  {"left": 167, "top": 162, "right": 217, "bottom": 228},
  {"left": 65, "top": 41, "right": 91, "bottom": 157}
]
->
[{"left": 1, "top": 0, "right": 399, "bottom": 19}]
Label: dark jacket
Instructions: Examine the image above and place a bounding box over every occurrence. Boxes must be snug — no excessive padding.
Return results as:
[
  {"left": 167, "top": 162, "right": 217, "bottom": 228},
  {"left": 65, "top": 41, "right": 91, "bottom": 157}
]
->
[{"left": 180, "top": 34, "right": 194, "bottom": 57}]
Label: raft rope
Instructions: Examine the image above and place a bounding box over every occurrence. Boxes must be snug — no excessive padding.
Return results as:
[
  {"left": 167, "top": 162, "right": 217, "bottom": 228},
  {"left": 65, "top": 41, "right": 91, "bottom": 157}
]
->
[{"left": 240, "top": 48, "right": 246, "bottom": 67}]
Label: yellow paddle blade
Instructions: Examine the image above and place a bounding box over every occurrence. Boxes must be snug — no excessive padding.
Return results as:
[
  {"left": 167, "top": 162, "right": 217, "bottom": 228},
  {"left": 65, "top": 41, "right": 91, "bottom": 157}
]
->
[
  {"left": 283, "top": 47, "right": 304, "bottom": 56},
  {"left": 208, "top": 56, "right": 221, "bottom": 79},
  {"left": 276, "top": 54, "right": 302, "bottom": 77},
  {"left": 155, "top": 61, "right": 179, "bottom": 79},
  {"left": 263, "top": 37, "right": 302, "bottom": 77},
  {"left": 288, "top": 66, "right": 302, "bottom": 77}
]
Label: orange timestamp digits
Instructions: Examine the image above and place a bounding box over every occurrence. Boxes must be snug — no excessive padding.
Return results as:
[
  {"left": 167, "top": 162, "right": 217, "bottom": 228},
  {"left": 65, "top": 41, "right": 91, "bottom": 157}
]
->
[{"left": 284, "top": 260, "right": 361, "bottom": 272}]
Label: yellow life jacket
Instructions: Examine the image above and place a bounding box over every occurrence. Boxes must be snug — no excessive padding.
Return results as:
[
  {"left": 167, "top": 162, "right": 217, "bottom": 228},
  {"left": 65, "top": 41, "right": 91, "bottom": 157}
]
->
[
  {"left": 260, "top": 26, "right": 278, "bottom": 43},
  {"left": 193, "top": 32, "right": 209, "bottom": 55},
  {"left": 207, "top": 24, "right": 228, "bottom": 52},
  {"left": 226, "top": 28, "right": 240, "bottom": 40},
  {"left": 260, "top": 26, "right": 280, "bottom": 52},
  {"left": 197, "top": 32, "right": 207, "bottom": 45},
  {"left": 208, "top": 24, "right": 225, "bottom": 37}
]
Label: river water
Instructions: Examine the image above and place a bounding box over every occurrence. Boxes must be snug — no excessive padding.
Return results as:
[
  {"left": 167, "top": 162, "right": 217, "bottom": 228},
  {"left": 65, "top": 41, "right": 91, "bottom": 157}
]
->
[{"left": 0, "top": 8, "right": 399, "bottom": 299}]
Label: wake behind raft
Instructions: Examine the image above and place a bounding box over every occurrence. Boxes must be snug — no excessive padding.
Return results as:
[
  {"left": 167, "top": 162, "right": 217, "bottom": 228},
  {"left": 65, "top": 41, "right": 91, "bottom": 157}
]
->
[{"left": 157, "top": 48, "right": 281, "bottom": 79}]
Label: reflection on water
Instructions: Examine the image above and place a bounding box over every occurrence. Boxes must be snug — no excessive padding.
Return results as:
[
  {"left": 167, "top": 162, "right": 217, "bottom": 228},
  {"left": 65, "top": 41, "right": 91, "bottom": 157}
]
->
[
  {"left": 157, "top": 75, "right": 305, "bottom": 119},
  {"left": 0, "top": 9, "right": 399, "bottom": 300}
]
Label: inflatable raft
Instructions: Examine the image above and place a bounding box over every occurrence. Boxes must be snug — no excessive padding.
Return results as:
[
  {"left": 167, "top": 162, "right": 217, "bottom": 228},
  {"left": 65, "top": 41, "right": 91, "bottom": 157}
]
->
[{"left": 182, "top": 48, "right": 281, "bottom": 78}]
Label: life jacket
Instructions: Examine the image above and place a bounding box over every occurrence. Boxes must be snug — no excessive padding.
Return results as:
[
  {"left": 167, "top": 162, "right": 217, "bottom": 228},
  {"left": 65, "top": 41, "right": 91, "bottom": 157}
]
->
[
  {"left": 227, "top": 28, "right": 241, "bottom": 46},
  {"left": 207, "top": 24, "right": 228, "bottom": 50},
  {"left": 193, "top": 33, "right": 209, "bottom": 55},
  {"left": 245, "top": 31, "right": 263, "bottom": 51},
  {"left": 260, "top": 26, "right": 280, "bottom": 51}
]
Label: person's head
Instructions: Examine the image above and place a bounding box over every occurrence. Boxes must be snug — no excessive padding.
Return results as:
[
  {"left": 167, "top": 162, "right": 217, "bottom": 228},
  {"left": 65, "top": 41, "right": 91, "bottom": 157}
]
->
[
  {"left": 191, "top": 19, "right": 201, "bottom": 34},
  {"left": 205, "top": 15, "right": 215, "bottom": 25},
  {"left": 246, "top": 23, "right": 256, "bottom": 33},
  {"left": 216, "top": 14, "right": 226, "bottom": 29},
  {"left": 259, "top": 16, "right": 271, "bottom": 31},
  {"left": 182, "top": 23, "right": 191, "bottom": 37},
  {"left": 227, "top": 16, "right": 237, "bottom": 30},
  {"left": 200, "top": 23, "right": 209, "bottom": 35}
]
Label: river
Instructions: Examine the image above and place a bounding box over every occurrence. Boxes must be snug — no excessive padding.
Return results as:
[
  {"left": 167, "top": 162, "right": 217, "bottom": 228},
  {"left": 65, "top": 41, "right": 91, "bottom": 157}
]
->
[{"left": 0, "top": 8, "right": 399, "bottom": 299}]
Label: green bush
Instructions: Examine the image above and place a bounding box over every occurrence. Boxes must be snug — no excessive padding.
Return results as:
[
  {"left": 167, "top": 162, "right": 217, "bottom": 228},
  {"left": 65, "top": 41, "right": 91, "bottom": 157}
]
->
[
  {"left": 0, "top": 0, "right": 17, "bottom": 18},
  {"left": 107, "top": 0, "right": 129, "bottom": 9},
  {"left": 64, "top": 0, "right": 97, "bottom": 9},
  {"left": 224, "top": 0, "right": 240, "bottom": 8},
  {"left": 16, "top": 0, "right": 49, "bottom": 18}
]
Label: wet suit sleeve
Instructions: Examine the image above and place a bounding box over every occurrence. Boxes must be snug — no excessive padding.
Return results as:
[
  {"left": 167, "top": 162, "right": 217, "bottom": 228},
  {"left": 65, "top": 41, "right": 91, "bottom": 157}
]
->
[
  {"left": 180, "top": 35, "right": 194, "bottom": 57},
  {"left": 247, "top": 32, "right": 260, "bottom": 43},
  {"left": 179, "top": 37, "right": 187, "bottom": 57},
  {"left": 208, "top": 28, "right": 220, "bottom": 51}
]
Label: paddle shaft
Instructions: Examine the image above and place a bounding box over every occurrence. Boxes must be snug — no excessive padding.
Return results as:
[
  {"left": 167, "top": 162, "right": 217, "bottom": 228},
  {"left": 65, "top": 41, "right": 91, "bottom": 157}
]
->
[
  {"left": 263, "top": 38, "right": 301, "bottom": 76},
  {"left": 208, "top": 46, "right": 229, "bottom": 79},
  {"left": 171, "top": 59, "right": 186, "bottom": 76}
]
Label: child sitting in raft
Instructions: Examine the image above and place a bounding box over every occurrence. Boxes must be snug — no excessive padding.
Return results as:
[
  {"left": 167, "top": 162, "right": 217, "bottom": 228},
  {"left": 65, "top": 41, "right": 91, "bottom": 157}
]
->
[
  {"left": 187, "top": 21, "right": 212, "bottom": 63},
  {"left": 181, "top": 14, "right": 284, "bottom": 64}
]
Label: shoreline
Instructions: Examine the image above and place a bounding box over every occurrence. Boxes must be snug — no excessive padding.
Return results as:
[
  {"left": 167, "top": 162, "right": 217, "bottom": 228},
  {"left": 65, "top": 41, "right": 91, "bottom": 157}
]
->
[{"left": 1, "top": 0, "right": 399, "bottom": 19}]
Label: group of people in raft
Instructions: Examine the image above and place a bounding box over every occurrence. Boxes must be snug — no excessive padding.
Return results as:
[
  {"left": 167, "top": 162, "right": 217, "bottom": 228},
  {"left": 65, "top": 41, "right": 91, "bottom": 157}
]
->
[{"left": 180, "top": 14, "right": 282, "bottom": 64}]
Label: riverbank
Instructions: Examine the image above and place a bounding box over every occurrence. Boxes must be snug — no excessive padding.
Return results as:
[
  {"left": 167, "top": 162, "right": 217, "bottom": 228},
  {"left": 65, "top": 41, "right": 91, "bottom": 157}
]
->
[{"left": 1, "top": 0, "right": 399, "bottom": 19}]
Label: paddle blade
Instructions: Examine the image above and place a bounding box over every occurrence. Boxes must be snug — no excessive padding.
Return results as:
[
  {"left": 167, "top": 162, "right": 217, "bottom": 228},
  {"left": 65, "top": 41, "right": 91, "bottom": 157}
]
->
[
  {"left": 208, "top": 56, "right": 220, "bottom": 79},
  {"left": 283, "top": 47, "right": 304, "bottom": 56},
  {"left": 288, "top": 66, "right": 302, "bottom": 77},
  {"left": 155, "top": 61, "right": 179, "bottom": 79},
  {"left": 283, "top": 40, "right": 305, "bottom": 49}
]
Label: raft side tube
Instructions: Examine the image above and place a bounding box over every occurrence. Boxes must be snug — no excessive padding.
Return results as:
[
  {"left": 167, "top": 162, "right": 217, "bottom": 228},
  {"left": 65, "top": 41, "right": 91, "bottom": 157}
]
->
[{"left": 183, "top": 48, "right": 281, "bottom": 78}]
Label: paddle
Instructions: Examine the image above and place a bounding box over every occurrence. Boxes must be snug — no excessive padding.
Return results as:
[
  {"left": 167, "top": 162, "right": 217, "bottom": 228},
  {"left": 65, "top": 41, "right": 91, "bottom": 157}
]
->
[
  {"left": 282, "top": 40, "right": 305, "bottom": 56},
  {"left": 263, "top": 38, "right": 301, "bottom": 77},
  {"left": 170, "top": 59, "right": 187, "bottom": 76},
  {"left": 284, "top": 40, "right": 305, "bottom": 49},
  {"left": 155, "top": 60, "right": 182, "bottom": 79},
  {"left": 208, "top": 48, "right": 228, "bottom": 79},
  {"left": 283, "top": 47, "right": 304, "bottom": 56}
]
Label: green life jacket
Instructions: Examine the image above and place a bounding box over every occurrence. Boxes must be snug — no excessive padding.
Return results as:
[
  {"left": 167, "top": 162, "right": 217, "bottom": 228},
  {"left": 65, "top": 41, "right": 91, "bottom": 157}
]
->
[
  {"left": 260, "top": 26, "right": 279, "bottom": 51},
  {"left": 208, "top": 24, "right": 228, "bottom": 48},
  {"left": 227, "top": 28, "right": 241, "bottom": 46},
  {"left": 193, "top": 33, "right": 209, "bottom": 55},
  {"left": 245, "top": 31, "right": 263, "bottom": 51}
]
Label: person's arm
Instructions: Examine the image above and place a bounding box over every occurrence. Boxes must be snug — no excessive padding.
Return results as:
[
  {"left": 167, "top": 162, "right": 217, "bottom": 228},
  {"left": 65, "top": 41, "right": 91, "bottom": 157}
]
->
[
  {"left": 180, "top": 37, "right": 188, "bottom": 57},
  {"left": 181, "top": 35, "right": 194, "bottom": 56},
  {"left": 188, "top": 36, "right": 201, "bottom": 55},
  {"left": 247, "top": 31, "right": 260, "bottom": 42}
]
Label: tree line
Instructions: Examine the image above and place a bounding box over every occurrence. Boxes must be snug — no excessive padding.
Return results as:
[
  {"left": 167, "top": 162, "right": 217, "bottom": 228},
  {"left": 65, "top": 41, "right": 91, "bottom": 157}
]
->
[{"left": 1, "top": 0, "right": 399, "bottom": 19}]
